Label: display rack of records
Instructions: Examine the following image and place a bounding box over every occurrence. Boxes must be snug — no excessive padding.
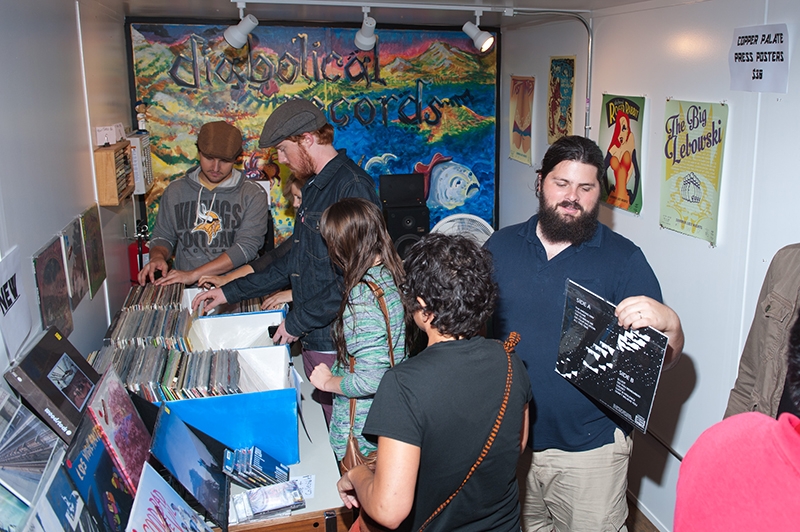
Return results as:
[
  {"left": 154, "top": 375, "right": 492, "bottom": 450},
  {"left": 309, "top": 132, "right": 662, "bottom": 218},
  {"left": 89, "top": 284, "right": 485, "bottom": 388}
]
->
[
  {"left": 87, "top": 344, "right": 244, "bottom": 403},
  {"left": 183, "top": 287, "right": 267, "bottom": 316},
  {"left": 104, "top": 306, "right": 192, "bottom": 350},
  {"left": 122, "top": 283, "right": 184, "bottom": 310}
]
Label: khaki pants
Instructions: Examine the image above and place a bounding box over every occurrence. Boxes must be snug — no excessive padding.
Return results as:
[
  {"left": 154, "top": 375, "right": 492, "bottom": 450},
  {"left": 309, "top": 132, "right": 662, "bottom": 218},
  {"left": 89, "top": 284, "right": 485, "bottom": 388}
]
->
[{"left": 518, "top": 428, "right": 632, "bottom": 532}]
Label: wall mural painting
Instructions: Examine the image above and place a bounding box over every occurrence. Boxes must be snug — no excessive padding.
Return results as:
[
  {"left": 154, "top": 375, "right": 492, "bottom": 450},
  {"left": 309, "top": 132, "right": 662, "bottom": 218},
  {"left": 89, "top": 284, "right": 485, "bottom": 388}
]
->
[{"left": 128, "top": 22, "right": 498, "bottom": 245}]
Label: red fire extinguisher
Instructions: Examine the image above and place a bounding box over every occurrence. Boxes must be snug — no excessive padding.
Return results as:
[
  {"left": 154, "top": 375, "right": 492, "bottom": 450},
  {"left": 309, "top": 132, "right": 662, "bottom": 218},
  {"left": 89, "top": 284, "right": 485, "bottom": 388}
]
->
[{"left": 129, "top": 221, "right": 150, "bottom": 284}]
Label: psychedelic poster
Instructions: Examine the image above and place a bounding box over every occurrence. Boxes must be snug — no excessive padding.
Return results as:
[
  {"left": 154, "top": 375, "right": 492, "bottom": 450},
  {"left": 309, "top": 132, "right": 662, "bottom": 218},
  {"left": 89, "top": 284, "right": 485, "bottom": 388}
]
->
[
  {"left": 547, "top": 56, "right": 574, "bottom": 144},
  {"left": 598, "top": 95, "right": 645, "bottom": 214},
  {"left": 509, "top": 76, "right": 534, "bottom": 165},
  {"left": 660, "top": 99, "right": 728, "bottom": 245},
  {"left": 129, "top": 22, "right": 499, "bottom": 244}
]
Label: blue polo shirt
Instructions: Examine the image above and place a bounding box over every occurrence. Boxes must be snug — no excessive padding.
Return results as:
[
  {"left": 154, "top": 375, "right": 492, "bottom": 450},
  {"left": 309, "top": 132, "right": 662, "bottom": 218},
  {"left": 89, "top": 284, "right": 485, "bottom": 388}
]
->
[{"left": 484, "top": 215, "right": 662, "bottom": 452}]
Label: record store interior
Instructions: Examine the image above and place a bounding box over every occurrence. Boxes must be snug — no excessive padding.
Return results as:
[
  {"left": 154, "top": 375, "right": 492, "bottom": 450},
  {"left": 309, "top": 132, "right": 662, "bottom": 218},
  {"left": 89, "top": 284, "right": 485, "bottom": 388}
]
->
[{"left": 0, "top": 0, "right": 798, "bottom": 531}]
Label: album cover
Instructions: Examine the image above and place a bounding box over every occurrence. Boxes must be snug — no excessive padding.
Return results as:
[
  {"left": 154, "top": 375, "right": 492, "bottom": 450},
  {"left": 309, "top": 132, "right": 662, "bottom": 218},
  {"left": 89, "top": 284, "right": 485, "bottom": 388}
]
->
[
  {"left": 150, "top": 404, "right": 229, "bottom": 531},
  {"left": 64, "top": 417, "right": 135, "bottom": 532},
  {"left": 80, "top": 205, "right": 107, "bottom": 300},
  {"left": 126, "top": 462, "right": 214, "bottom": 532},
  {"left": 0, "top": 480, "right": 29, "bottom": 531},
  {"left": 0, "top": 387, "right": 63, "bottom": 506},
  {"left": 32, "top": 236, "right": 74, "bottom": 337},
  {"left": 4, "top": 327, "right": 101, "bottom": 443},
  {"left": 555, "top": 280, "right": 668, "bottom": 433},
  {"left": 61, "top": 217, "right": 90, "bottom": 311},
  {"left": 85, "top": 368, "right": 152, "bottom": 494},
  {"left": 32, "top": 465, "right": 100, "bottom": 532}
]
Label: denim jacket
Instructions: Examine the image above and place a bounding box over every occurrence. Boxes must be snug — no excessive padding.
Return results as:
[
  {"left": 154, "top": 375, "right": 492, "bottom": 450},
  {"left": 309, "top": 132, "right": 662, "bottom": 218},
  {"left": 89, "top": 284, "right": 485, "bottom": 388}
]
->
[
  {"left": 725, "top": 243, "right": 800, "bottom": 418},
  {"left": 222, "top": 149, "right": 380, "bottom": 351}
]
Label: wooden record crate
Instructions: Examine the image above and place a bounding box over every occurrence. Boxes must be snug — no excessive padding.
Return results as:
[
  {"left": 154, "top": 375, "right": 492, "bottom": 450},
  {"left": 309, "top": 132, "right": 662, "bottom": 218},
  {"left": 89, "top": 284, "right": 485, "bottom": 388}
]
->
[{"left": 94, "top": 139, "right": 134, "bottom": 206}]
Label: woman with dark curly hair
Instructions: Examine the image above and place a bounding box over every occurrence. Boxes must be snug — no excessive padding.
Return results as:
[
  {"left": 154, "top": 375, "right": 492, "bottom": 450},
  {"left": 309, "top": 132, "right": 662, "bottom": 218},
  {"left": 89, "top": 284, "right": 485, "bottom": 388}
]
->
[{"left": 337, "top": 233, "right": 532, "bottom": 532}]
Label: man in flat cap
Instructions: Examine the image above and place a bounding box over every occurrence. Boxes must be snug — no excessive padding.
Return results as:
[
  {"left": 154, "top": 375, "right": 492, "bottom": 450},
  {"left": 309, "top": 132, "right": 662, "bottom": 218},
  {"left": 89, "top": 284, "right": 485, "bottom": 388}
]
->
[
  {"left": 193, "top": 99, "right": 380, "bottom": 424},
  {"left": 139, "top": 120, "right": 269, "bottom": 287}
]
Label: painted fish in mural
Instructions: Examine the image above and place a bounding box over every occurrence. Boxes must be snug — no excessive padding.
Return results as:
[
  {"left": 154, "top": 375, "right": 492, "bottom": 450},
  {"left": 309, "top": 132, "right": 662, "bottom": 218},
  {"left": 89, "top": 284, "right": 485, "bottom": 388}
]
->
[{"left": 414, "top": 153, "right": 480, "bottom": 209}]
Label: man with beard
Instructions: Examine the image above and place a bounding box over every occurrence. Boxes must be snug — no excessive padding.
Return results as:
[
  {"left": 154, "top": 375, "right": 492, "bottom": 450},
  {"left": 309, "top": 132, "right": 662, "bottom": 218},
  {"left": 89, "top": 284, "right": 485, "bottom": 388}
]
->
[
  {"left": 484, "top": 135, "right": 683, "bottom": 532},
  {"left": 193, "top": 99, "right": 380, "bottom": 424}
]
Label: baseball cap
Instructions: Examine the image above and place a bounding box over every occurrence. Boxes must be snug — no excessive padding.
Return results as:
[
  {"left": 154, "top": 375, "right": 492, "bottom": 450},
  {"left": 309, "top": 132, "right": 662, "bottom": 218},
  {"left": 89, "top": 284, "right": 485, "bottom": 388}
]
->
[
  {"left": 259, "top": 99, "right": 328, "bottom": 148},
  {"left": 196, "top": 121, "right": 243, "bottom": 161}
]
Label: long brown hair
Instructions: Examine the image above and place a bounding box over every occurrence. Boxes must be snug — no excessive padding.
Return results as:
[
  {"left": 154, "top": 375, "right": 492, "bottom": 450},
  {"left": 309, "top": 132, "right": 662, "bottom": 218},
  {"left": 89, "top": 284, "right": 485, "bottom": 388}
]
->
[{"left": 321, "top": 198, "right": 405, "bottom": 366}]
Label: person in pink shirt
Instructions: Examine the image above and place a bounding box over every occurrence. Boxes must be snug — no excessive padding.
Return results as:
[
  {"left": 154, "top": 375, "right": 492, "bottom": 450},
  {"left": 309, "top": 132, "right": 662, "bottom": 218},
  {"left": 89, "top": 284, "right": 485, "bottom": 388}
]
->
[{"left": 674, "top": 309, "right": 800, "bottom": 530}]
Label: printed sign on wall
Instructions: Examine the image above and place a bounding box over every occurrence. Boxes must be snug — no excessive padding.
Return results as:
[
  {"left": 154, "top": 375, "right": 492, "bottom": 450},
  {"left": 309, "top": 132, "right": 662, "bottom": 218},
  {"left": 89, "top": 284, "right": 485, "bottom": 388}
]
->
[
  {"left": 729, "top": 23, "right": 789, "bottom": 93},
  {"left": 660, "top": 99, "right": 728, "bottom": 245}
]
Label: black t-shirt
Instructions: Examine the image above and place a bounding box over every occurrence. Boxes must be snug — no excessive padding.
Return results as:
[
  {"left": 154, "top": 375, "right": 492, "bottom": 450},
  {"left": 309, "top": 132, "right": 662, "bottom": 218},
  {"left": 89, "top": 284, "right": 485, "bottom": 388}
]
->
[{"left": 364, "top": 336, "right": 533, "bottom": 531}]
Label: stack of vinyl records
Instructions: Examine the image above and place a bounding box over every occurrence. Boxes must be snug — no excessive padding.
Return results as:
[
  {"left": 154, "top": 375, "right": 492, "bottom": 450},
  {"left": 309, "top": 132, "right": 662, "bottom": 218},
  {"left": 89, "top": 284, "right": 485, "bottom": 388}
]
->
[
  {"left": 87, "top": 345, "right": 242, "bottom": 402},
  {"left": 123, "top": 283, "right": 184, "bottom": 310},
  {"left": 104, "top": 307, "right": 192, "bottom": 350}
]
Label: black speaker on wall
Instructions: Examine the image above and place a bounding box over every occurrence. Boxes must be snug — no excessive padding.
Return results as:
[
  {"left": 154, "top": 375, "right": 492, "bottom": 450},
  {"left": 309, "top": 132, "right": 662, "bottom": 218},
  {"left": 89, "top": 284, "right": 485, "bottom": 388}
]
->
[
  {"left": 379, "top": 174, "right": 429, "bottom": 258},
  {"left": 383, "top": 205, "right": 429, "bottom": 259},
  {"left": 379, "top": 173, "right": 426, "bottom": 208}
]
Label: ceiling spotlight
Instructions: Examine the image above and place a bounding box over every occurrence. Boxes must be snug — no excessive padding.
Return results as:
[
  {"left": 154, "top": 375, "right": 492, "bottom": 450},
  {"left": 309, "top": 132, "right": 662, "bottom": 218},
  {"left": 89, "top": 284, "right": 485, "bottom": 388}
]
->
[
  {"left": 224, "top": 2, "right": 259, "bottom": 49},
  {"left": 462, "top": 11, "right": 495, "bottom": 53},
  {"left": 354, "top": 7, "right": 377, "bottom": 51}
]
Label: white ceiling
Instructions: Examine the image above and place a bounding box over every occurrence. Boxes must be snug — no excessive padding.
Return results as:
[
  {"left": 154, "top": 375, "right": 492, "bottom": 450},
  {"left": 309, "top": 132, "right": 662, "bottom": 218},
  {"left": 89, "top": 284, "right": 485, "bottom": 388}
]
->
[{"left": 120, "top": 0, "right": 647, "bottom": 28}]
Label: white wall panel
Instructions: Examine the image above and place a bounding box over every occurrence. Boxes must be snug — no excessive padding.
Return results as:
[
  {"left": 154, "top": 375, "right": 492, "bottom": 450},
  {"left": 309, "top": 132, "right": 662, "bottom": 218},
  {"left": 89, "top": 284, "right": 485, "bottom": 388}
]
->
[{"left": 502, "top": 0, "right": 798, "bottom": 529}]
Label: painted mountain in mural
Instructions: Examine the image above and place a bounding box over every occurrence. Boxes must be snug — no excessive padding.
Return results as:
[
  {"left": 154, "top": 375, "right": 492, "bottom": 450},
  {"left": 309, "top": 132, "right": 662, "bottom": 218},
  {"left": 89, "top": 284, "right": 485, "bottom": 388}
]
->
[
  {"left": 417, "top": 103, "right": 494, "bottom": 143},
  {"left": 383, "top": 41, "right": 495, "bottom": 83}
]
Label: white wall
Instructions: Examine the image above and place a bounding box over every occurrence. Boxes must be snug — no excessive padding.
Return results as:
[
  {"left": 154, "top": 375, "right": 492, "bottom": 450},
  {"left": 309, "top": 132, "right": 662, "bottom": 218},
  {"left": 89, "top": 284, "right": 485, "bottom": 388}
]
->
[
  {"left": 0, "top": 0, "right": 134, "bottom": 363},
  {"left": 501, "top": 0, "right": 800, "bottom": 529},
  {"left": 78, "top": 0, "right": 137, "bottom": 316}
]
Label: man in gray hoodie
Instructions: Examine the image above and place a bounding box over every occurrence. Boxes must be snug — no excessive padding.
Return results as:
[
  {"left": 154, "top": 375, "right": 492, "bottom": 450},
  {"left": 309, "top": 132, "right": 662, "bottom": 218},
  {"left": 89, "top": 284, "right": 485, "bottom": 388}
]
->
[{"left": 138, "top": 121, "right": 269, "bottom": 286}]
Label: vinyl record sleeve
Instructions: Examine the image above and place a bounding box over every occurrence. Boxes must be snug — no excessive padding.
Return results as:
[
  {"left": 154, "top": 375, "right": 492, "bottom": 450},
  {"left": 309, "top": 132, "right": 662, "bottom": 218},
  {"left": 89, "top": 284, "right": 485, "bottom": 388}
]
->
[
  {"left": 150, "top": 403, "right": 229, "bottom": 531},
  {"left": 0, "top": 388, "right": 63, "bottom": 506},
  {"left": 32, "top": 236, "right": 73, "bottom": 337},
  {"left": 4, "top": 327, "right": 100, "bottom": 443},
  {"left": 85, "top": 368, "right": 152, "bottom": 494},
  {"left": 555, "top": 280, "right": 668, "bottom": 433},
  {"left": 126, "top": 462, "right": 214, "bottom": 532}
]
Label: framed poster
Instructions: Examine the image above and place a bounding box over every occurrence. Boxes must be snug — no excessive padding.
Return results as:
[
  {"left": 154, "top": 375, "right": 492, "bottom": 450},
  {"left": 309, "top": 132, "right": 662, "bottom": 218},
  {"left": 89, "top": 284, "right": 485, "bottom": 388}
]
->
[
  {"left": 547, "top": 56, "right": 575, "bottom": 144},
  {"left": 598, "top": 95, "right": 645, "bottom": 214},
  {"left": 128, "top": 21, "right": 499, "bottom": 244},
  {"left": 509, "top": 76, "right": 534, "bottom": 165},
  {"left": 660, "top": 99, "right": 728, "bottom": 245}
]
